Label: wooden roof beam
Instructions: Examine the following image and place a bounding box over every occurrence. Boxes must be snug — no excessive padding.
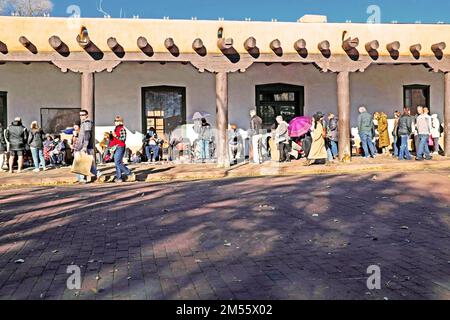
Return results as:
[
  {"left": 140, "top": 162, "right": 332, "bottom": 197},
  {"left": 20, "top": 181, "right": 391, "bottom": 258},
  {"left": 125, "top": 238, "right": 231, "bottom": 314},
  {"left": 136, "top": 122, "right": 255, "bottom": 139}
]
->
[
  {"left": 192, "top": 38, "right": 206, "bottom": 56},
  {"left": 294, "top": 39, "right": 307, "bottom": 58},
  {"left": 19, "top": 36, "right": 38, "bottom": 54},
  {"left": 165, "top": 37, "right": 180, "bottom": 57},
  {"left": 0, "top": 41, "right": 8, "bottom": 55},
  {"left": 76, "top": 27, "right": 103, "bottom": 61},
  {"left": 318, "top": 40, "right": 331, "bottom": 58},
  {"left": 270, "top": 39, "right": 282, "bottom": 56},
  {"left": 431, "top": 42, "right": 446, "bottom": 60},
  {"left": 365, "top": 40, "right": 379, "bottom": 60},
  {"left": 137, "top": 36, "right": 153, "bottom": 57},
  {"left": 217, "top": 37, "right": 234, "bottom": 51},
  {"left": 49, "top": 35, "right": 70, "bottom": 57},
  {"left": 410, "top": 44, "right": 422, "bottom": 59},
  {"left": 387, "top": 41, "right": 400, "bottom": 60},
  {"left": 107, "top": 37, "right": 125, "bottom": 58},
  {"left": 76, "top": 27, "right": 90, "bottom": 48}
]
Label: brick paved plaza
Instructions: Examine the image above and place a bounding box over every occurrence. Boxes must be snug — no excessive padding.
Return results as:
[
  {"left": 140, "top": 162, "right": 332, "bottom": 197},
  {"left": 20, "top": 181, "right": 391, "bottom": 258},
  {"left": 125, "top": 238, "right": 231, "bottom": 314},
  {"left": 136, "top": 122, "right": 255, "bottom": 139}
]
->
[{"left": 0, "top": 171, "right": 449, "bottom": 300}]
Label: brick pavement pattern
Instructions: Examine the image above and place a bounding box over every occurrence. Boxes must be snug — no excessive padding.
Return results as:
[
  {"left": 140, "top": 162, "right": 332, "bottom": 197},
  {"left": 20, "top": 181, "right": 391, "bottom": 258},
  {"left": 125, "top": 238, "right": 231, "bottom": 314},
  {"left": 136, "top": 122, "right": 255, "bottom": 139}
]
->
[{"left": 0, "top": 171, "right": 449, "bottom": 300}]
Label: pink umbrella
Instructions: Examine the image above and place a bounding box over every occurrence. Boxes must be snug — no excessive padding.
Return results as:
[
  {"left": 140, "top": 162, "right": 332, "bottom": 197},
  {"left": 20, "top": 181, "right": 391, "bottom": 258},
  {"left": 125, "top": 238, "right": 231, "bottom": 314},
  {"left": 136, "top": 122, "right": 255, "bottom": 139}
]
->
[{"left": 288, "top": 116, "right": 313, "bottom": 137}]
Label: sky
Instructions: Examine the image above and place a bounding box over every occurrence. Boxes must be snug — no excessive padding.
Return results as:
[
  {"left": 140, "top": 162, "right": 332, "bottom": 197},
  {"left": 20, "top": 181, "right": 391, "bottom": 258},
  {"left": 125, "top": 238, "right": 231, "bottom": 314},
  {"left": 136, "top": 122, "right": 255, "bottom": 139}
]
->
[{"left": 47, "top": 0, "right": 450, "bottom": 24}]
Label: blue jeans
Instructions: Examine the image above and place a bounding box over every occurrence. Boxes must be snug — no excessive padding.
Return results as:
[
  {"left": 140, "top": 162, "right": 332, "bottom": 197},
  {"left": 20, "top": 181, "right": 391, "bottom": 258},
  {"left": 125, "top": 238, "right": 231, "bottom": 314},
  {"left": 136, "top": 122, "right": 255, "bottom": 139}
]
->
[
  {"left": 199, "top": 140, "right": 210, "bottom": 160},
  {"left": 114, "top": 146, "right": 131, "bottom": 180},
  {"left": 30, "top": 147, "right": 45, "bottom": 169},
  {"left": 417, "top": 134, "right": 431, "bottom": 159},
  {"left": 145, "top": 145, "right": 160, "bottom": 162},
  {"left": 76, "top": 149, "right": 98, "bottom": 182},
  {"left": 360, "top": 132, "right": 377, "bottom": 158},
  {"left": 330, "top": 140, "right": 338, "bottom": 158},
  {"left": 398, "top": 135, "right": 412, "bottom": 160},
  {"left": 393, "top": 136, "right": 399, "bottom": 157}
]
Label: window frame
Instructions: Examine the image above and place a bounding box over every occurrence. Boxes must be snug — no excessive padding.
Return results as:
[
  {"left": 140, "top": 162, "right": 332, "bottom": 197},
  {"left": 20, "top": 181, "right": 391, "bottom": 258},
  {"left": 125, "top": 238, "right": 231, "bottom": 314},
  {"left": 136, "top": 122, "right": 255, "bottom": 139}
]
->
[
  {"left": 141, "top": 86, "right": 187, "bottom": 134},
  {"left": 403, "top": 84, "right": 430, "bottom": 113},
  {"left": 255, "top": 83, "right": 304, "bottom": 127}
]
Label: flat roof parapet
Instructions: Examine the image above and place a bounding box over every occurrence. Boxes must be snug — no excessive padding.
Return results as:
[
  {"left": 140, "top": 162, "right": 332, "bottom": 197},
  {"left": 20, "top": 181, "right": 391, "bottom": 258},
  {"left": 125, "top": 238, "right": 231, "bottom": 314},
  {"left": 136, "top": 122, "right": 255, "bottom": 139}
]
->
[{"left": 298, "top": 15, "right": 328, "bottom": 23}]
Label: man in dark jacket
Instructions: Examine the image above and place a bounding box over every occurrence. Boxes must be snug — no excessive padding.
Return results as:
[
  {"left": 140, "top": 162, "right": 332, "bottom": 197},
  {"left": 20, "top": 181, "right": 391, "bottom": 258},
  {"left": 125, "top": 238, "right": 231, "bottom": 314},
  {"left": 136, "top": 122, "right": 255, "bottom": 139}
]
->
[
  {"left": 73, "top": 110, "right": 101, "bottom": 183},
  {"left": 0, "top": 123, "right": 7, "bottom": 171},
  {"left": 5, "top": 117, "right": 28, "bottom": 173},
  {"left": 397, "top": 107, "right": 413, "bottom": 160},
  {"left": 357, "top": 106, "right": 377, "bottom": 158}
]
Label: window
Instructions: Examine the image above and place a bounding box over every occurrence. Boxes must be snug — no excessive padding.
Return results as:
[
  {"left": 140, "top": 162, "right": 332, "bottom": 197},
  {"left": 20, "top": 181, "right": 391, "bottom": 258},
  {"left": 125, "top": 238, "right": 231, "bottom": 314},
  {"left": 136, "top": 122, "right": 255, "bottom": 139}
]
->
[
  {"left": 256, "top": 84, "right": 304, "bottom": 128},
  {"left": 0, "top": 92, "right": 6, "bottom": 128},
  {"left": 40, "top": 108, "right": 80, "bottom": 134},
  {"left": 142, "top": 86, "right": 186, "bottom": 139},
  {"left": 404, "top": 85, "right": 430, "bottom": 115}
]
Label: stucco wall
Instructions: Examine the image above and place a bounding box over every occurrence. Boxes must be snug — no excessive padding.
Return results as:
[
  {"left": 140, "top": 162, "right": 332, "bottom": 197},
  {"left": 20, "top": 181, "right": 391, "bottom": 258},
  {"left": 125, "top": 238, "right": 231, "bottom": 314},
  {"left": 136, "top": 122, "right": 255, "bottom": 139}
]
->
[
  {"left": 0, "top": 62, "right": 80, "bottom": 127},
  {"left": 0, "top": 62, "right": 445, "bottom": 133}
]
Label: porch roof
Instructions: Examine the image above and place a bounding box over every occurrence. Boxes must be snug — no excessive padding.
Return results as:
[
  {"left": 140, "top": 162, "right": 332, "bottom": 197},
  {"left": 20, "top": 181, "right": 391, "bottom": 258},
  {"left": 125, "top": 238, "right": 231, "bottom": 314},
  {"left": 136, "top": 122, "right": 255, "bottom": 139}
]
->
[{"left": 0, "top": 16, "right": 449, "bottom": 58}]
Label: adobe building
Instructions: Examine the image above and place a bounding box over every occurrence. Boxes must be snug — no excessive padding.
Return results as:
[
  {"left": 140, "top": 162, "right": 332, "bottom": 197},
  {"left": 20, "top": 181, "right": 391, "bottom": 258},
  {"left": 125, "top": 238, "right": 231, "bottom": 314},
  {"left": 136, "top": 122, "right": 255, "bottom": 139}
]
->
[{"left": 0, "top": 15, "right": 449, "bottom": 166}]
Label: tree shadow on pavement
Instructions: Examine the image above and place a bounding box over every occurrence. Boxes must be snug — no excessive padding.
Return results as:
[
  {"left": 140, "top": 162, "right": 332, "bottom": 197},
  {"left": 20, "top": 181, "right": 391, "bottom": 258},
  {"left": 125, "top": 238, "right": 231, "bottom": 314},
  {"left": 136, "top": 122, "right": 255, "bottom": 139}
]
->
[{"left": 0, "top": 171, "right": 449, "bottom": 300}]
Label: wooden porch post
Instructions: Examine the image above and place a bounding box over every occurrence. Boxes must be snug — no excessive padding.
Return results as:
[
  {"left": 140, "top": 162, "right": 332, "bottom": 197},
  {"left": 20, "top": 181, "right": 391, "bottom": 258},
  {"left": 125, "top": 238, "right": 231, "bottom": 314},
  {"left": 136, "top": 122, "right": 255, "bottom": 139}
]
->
[
  {"left": 337, "top": 71, "right": 351, "bottom": 161},
  {"left": 445, "top": 72, "right": 450, "bottom": 157},
  {"left": 216, "top": 72, "right": 230, "bottom": 167},
  {"left": 81, "top": 72, "right": 95, "bottom": 147}
]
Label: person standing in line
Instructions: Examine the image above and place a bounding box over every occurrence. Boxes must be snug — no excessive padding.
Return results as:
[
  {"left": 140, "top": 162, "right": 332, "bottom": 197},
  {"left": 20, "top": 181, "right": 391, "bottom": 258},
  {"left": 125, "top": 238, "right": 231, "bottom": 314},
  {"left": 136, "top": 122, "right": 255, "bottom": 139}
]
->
[
  {"left": 194, "top": 118, "right": 212, "bottom": 163},
  {"left": 73, "top": 109, "right": 101, "bottom": 183},
  {"left": 412, "top": 106, "right": 424, "bottom": 153},
  {"left": 357, "top": 106, "right": 377, "bottom": 158},
  {"left": 28, "top": 121, "right": 46, "bottom": 172},
  {"left": 415, "top": 106, "right": 432, "bottom": 161},
  {"left": 430, "top": 114, "right": 441, "bottom": 155},
  {"left": 275, "top": 116, "right": 290, "bottom": 163},
  {"left": 392, "top": 111, "right": 401, "bottom": 158},
  {"left": 5, "top": 117, "right": 28, "bottom": 174},
  {"left": 374, "top": 112, "right": 390, "bottom": 154},
  {"left": 306, "top": 112, "right": 328, "bottom": 166},
  {"left": 397, "top": 107, "right": 413, "bottom": 161},
  {"left": 111, "top": 116, "right": 135, "bottom": 183},
  {"left": 0, "top": 123, "right": 7, "bottom": 171},
  {"left": 327, "top": 113, "right": 339, "bottom": 160},
  {"left": 249, "top": 109, "right": 263, "bottom": 164}
]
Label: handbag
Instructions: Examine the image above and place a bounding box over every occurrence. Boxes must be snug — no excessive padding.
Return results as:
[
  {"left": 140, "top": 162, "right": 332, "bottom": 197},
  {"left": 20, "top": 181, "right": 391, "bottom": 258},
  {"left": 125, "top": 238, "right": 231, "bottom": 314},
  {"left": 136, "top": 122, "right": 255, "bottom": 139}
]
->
[
  {"left": 71, "top": 151, "right": 94, "bottom": 176},
  {"left": 428, "top": 135, "right": 434, "bottom": 147}
]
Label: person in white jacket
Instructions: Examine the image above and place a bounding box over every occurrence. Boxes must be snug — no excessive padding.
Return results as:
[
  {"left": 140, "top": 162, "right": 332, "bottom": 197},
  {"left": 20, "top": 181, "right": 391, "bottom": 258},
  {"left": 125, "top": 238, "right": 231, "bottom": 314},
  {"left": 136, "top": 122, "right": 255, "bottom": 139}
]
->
[{"left": 430, "top": 114, "right": 441, "bottom": 155}]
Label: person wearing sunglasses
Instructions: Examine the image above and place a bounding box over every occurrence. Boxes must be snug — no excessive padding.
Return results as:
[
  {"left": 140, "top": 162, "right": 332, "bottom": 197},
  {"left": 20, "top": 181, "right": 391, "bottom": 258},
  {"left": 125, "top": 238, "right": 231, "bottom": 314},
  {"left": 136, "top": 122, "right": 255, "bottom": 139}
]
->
[{"left": 73, "top": 109, "right": 102, "bottom": 183}]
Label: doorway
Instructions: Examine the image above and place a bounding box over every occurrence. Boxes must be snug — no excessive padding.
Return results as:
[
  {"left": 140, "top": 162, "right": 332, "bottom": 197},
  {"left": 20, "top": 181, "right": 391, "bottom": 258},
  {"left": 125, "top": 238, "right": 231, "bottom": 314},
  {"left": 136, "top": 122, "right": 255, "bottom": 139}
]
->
[
  {"left": 141, "top": 86, "right": 186, "bottom": 139},
  {"left": 255, "top": 84, "right": 304, "bottom": 128},
  {"left": 0, "top": 92, "right": 6, "bottom": 128}
]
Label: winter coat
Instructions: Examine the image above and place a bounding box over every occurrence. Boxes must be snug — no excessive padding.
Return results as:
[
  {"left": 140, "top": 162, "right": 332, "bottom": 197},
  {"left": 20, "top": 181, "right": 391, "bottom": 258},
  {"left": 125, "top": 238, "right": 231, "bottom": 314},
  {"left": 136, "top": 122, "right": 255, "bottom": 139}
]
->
[
  {"left": 275, "top": 121, "right": 289, "bottom": 144},
  {"left": 358, "top": 112, "right": 374, "bottom": 135},
  {"left": 328, "top": 118, "right": 339, "bottom": 141},
  {"left": 5, "top": 121, "right": 28, "bottom": 151},
  {"left": 0, "top": 127, "right": 6, "bottom": 153},
  {"left": 194, "top": 122, "right": 212, "bottom": 141},
  {"left": 28, "top": 128, "right": 45, "bottom": 149},
  {"left": 250, "top": 115, "right": 263, "bottom": 135},
  {"left": 376, "top": 113, "right": 390, "bottom": 148},
  {"left": 397, "top": 115, "right": 412, "bottom": 136},
  {"left": 76, "top": 120, "right": 94, "bottom": 151},
  {"left": 308, "top": 121, "right": 327, "bottom": 160},
  {"left": 431, "top": 115, "right": 441, "bottom": 139}
]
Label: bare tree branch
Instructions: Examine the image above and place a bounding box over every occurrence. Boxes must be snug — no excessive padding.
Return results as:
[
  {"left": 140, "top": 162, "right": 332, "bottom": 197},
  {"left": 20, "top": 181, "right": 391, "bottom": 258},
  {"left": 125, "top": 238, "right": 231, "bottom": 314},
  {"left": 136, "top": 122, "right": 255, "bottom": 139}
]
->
[{"left": 0, "top": 0, "right": 53, "bottom": 16}]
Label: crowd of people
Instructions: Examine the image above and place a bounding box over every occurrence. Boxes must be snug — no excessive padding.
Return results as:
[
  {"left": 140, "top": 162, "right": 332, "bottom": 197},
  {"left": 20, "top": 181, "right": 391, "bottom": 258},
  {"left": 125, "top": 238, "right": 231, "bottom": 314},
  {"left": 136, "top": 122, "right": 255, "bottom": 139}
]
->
[
  {"left": 0, "top": 104, "right": 445, "bottom": 181},
  {"left": 246, "top": 104, "right": 443, "bottom": 165}
]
